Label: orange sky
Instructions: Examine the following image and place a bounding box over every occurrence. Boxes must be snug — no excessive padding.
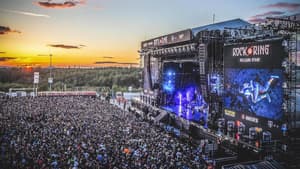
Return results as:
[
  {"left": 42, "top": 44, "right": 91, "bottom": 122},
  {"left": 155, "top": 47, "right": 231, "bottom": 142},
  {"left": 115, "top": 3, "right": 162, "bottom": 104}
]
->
[
  {"left": 0, "top": 23, "right": 140, "bottom": 67},
  {"left": 0, "top": 0, "right": 298, "bottom": 67}
]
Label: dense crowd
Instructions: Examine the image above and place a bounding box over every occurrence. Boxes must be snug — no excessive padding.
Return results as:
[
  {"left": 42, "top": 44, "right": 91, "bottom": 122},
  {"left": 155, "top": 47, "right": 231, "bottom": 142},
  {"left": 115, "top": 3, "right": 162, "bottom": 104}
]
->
[{"left": 0, "top": 96, "right": 206, "bottom": 169}]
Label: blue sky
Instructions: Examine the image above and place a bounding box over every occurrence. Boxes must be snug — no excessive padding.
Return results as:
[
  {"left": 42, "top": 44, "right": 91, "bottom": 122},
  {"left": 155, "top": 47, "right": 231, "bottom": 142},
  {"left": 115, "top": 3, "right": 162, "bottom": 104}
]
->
[{"left": 0, "top": 0, "right": 299, "bottom": 67}]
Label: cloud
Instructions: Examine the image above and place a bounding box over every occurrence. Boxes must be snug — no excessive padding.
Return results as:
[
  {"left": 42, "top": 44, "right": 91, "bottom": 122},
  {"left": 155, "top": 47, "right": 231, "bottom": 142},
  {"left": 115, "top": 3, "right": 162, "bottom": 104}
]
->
[
  {"left": 262, "top": 2, "right": 300, "bottom": 11},
  {"left": 95, "top": 61, "right": 117, "bottom": 64},
  {"left": 94, "top": 61, "right": 138, "bottom": 65},
  {"left": 48, "top": 44, "right": 85, "bottom": 49},
  {"left": 0, "top": 26, "right": 21, "bottom": 35},
  {"left": 248, "top": 18, "right": 267, "bottom": 23},
  {"left": 0, "top": 52, "right": 6, "bottom": 54},
  {"left": 0, "top": 57, "right": 17, "bottom": 62},
  {"left": 101, "top": 56, "right": 114, "bottom": 59},
  {"left": 36, "top": 0, "right": 86, "bottom": 9},
  {"left": 37, "top": 54, "right": 50, "bottom": 56},
  {"left": 252, "top": 11, "right": 285, "bottom": 18},
  {"left": 248, "top": 11, "right": 285, "bottom": 23},
  {"left": 0, "top": 8, "right": 50, "bottom": 18}
]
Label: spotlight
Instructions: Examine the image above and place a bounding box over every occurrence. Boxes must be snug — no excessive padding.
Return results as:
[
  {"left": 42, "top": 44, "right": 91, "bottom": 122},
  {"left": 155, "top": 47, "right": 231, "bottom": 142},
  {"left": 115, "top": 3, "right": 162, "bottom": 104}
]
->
[
  {"left": 186, "top": 46, "right": 190, "bottom": 52},
  {"left": 178, "top": 47, "right": 182, "bottom": 53},
  {"left": 190, "top": 44, "right": 195, "bottom": 51},
  {"left": 282, "top": 82, "right": 287, "bottom": 88},
  {"left": 179, "top": 93, "right": 182, "bottom": 105}
]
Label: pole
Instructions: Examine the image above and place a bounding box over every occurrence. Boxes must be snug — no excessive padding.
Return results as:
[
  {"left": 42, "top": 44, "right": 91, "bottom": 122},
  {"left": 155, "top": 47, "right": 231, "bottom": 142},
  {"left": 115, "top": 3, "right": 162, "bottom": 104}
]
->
[
  {"left": 49, "top": 54, "right": 52, "bottom": 91},
  {"left": 36, "top": 83, "right": 38, "bottom": 97},
  {"left": 33, "top": 83, "right": 35, "bottom": 97}
]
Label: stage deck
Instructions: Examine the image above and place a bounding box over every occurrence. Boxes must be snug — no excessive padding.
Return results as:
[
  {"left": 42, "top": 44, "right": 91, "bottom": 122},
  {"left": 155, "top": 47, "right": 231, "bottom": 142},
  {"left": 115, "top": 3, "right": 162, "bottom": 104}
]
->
[{"left": 161, "top": 105, "right": 206, "bottom": 123}]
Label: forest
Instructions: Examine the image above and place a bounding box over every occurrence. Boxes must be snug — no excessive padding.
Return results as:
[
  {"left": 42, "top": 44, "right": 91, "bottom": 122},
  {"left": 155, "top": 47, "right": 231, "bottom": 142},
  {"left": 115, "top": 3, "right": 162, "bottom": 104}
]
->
[{"left": 0, "top": 67, "right": 142, "bottom": 92}]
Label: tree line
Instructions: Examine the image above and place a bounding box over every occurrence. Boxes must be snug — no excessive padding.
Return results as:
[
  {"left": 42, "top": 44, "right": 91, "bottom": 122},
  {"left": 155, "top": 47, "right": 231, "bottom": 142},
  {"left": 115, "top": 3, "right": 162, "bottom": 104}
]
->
[{"left": 0, "top": 67, "right": 142, "bottom": 92}]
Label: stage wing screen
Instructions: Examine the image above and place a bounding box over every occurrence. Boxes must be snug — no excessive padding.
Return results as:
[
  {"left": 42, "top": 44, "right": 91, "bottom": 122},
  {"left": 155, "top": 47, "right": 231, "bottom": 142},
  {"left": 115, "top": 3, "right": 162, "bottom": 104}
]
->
[{"left": 224, "top": 40, "right": 285, "bottom": 121}]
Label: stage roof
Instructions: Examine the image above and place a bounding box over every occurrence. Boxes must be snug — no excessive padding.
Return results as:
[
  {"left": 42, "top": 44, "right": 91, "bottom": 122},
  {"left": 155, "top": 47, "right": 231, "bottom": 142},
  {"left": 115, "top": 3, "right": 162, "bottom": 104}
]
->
[
  {"left": 141, "top": 18, "right": 251, "bottom": 48},
  {"left": 191, "top": 18, "right": 251, "bottom": 36}
]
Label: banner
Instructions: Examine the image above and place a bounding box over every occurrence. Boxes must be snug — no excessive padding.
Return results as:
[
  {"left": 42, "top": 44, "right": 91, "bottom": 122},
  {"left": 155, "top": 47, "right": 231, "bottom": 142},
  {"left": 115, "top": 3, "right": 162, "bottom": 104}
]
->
[
  {"left": 33, "top": 72, "right": 39, "bottom": 84},
  {"left": 141, "top": 29, "right": 192, "bottom": 49}
]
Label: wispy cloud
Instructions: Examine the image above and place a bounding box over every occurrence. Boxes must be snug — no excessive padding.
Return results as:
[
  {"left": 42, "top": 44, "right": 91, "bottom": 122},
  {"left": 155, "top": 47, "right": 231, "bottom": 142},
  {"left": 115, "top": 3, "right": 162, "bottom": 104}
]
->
[
  {"left": 94, "top": 61, "right": 138, "bottom": 65},
  {"left": 0, "top": 26, "right": 21, "bottom": 35},
  {"left": 248, "top": 18, "right": 267, "bottom": 23},
  {"left": 48, "top": 44, "right": 86, "bottom": 49},
  {"left": 248, "top": 11, "right": 285, "bottom": 23},
  {"left": 252, "top": 11, "right": 285, "bottom": 18},
  {"left": 101, "top": 56, "right": 114, "bottom": 59},
  {"left": 0, "top": 52, "right": 6, "bottom": 54},
  {"left": 262, "top": 2, "right": 300, "bottom": 11},
  {"left": 0, "top": 57, "right": 17, "bottom": 62},
  {"left": 37, "top": 54, "right": 50, "bottom": 56},
  {"left": 36, "top": 0, "right": 87, "bottom": 9},
  {"left": 0, "top": 8, "right": 50, "bottom": 18}
]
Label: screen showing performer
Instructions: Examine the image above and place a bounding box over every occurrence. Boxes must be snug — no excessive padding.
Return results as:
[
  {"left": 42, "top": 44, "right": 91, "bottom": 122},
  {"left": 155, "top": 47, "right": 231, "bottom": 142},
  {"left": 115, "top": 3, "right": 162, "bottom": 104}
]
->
[{"left": 224, "top": 68, "right": 283, "bottom": 120}]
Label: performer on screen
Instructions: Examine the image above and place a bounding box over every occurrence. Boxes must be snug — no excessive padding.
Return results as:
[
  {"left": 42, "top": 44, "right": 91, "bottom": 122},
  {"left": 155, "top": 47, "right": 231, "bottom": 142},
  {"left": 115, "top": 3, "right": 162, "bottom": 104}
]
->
[{"left": 239, "top": 75, "right": 279, "bottom": 104}]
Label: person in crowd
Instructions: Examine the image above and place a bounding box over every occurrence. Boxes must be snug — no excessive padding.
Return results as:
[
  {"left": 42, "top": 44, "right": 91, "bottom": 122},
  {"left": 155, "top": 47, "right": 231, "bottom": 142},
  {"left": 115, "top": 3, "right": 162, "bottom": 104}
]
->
[{"left": 0, "top": 96, "right": 206, "bottom": 169}]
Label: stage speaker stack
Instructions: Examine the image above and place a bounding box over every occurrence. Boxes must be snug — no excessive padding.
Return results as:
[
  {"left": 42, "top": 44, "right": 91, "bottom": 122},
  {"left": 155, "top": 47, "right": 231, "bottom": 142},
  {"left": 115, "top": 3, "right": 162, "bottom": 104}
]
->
[{"left": 198, "top": 43, "right": 208, "bottom": 98}]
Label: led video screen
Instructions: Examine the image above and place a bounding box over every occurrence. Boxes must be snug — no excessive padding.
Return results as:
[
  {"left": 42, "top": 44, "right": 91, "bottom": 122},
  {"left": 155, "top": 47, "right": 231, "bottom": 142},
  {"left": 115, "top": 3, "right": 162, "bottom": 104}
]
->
[
  {"left": 162, "top": 62, "right": 200, "bottom": 94},
  {"left": 224, "top": 39, "right": 286, "bottom": 121},
  {"left": 224, "top": 68, "right": 283, "bottom": 120}
]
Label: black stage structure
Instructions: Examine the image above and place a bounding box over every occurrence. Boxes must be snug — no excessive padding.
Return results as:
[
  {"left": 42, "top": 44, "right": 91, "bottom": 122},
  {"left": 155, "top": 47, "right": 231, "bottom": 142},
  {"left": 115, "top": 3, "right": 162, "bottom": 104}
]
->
[{"left": 131, "top": 16, "right": 300, "bottom": 168}]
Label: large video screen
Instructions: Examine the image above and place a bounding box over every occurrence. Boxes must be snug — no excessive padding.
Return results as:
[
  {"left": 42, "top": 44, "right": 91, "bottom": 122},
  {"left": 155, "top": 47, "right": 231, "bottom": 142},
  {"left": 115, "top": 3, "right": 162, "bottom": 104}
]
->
[
  {"left": 224, "top": 68, "right": 283, "bottom": 120},
  {"left": 224, "top": 39, "right": 286, "bottom": 122},
  {"left": 162, "top": 62, "right": 200, "bottom": 94}
]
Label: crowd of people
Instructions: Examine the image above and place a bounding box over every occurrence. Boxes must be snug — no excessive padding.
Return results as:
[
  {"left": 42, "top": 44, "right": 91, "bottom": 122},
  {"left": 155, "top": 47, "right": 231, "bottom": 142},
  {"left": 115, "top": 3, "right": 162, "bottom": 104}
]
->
[{"left": 0, "top": 96, "right": 207, "bottom": 169}]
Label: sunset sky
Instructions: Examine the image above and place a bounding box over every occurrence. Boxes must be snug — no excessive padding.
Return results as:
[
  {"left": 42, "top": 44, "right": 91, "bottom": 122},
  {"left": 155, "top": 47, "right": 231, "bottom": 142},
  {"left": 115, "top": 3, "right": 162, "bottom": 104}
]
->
[{"left": 0, "top": 0, "right": 299, "bottom": 67}]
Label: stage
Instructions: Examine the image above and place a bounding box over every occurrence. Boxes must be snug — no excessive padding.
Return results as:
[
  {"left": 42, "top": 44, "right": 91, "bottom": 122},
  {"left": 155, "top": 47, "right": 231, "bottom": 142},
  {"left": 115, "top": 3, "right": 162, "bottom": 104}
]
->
[{"left": 161, "top": 105, "right": 208, "bottom": 125}]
